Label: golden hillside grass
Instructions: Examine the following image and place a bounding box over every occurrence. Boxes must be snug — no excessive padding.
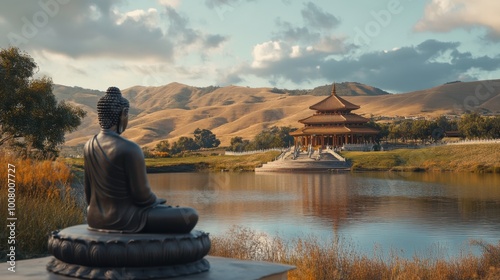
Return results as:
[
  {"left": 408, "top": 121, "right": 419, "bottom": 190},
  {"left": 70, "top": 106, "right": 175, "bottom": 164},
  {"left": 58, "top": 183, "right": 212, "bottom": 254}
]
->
[
  {"left": 58, "top": 79, "right": 500, "bottom": 147},
  {"left": 210, "top": 226, "right": 500, "bottom": 280},
  {"left": 343, "top": 143, "right": 500, "bottom": 173},
  {"left": 0, "top": 153, "right": 85, "bottom": 260}
]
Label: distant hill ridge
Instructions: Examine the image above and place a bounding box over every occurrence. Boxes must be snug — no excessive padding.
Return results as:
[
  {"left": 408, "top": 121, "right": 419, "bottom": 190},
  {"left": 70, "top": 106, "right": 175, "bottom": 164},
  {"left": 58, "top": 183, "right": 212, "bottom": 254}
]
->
[
  {"left": 53, "top": 80, "right": 500, "bottom": 147},
  {"left": 268, "top": 82, "right": 389, "bottom": 96}
]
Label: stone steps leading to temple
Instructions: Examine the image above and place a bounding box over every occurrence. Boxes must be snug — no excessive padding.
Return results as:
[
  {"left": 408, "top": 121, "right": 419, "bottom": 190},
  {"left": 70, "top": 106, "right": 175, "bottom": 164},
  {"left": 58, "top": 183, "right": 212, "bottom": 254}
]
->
[{"left": 255, "top": 151, "right": 351, "bottom": 172}]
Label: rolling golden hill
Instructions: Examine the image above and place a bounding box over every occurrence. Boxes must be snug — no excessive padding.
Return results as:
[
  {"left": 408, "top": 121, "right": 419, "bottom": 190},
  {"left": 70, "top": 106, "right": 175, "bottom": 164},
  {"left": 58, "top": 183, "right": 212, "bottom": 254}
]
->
[{"left": 54, "top": 80, "right": 500, "bottom": 147}]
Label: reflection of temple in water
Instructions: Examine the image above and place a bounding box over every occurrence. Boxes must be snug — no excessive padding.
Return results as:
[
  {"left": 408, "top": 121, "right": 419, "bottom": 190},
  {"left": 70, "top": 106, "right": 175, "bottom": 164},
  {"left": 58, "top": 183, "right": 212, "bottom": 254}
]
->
[
  {"left": 149, "top": 172, "right": 500, "bottom": 236},
  {"left": 299, "top": 174, "right": 378, "bottom": 232},
  {"left": 298, "top": 173, "right": 500, "bottom": 231}
]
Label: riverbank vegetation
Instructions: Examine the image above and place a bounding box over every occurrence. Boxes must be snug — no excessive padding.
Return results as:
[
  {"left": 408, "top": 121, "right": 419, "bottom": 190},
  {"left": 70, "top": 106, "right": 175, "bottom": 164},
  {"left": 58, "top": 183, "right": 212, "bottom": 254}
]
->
[
  {"left": 65, "top": 150, "right": 281, "bottom": 173},
  {"left": 368, "top": 113, "right": 499, "bottom": 144},
  {"left": 0, "top": 153, "right": 85, "bottom": 261},
  {"left": 342, "top": 143, "right": 500, "bottom": 173},
  {"left": 147, "top": 126, "right": 296, "bottom": 158},
  {"left": 210, "top": 226, "right": 500, "bottom": 280},
  {"left": 67, "top": 143, "right": 499, "bottom": 173}
]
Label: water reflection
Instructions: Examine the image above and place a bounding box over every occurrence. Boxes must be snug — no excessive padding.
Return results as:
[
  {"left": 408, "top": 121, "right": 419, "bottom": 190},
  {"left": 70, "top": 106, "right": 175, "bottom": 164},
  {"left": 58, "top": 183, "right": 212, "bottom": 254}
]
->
[{"left": 149, "top": 172, "right": 500, "bottom": 257}]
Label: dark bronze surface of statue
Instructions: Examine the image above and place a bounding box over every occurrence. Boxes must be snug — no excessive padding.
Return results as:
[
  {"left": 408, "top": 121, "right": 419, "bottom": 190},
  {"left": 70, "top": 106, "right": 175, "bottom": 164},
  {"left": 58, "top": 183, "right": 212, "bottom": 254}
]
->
[
  {"left": 47, "top": 87, "right": 210, "bottom": 279},
  {"left": 84, "top": 86, "right": 198, "bottom": 233}
]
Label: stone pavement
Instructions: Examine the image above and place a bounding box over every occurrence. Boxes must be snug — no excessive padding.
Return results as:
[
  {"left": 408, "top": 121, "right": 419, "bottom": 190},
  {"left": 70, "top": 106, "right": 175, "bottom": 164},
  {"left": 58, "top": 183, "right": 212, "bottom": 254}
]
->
[{"left": 1, "top": 256, "right": 295, "bottom": 280}]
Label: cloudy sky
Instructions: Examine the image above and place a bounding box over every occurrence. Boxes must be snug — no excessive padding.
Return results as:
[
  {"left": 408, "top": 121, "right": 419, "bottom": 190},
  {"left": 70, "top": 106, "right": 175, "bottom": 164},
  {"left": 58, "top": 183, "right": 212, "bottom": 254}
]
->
[{"left": 1, "top": 0, "right": 499, "bottom": 93}]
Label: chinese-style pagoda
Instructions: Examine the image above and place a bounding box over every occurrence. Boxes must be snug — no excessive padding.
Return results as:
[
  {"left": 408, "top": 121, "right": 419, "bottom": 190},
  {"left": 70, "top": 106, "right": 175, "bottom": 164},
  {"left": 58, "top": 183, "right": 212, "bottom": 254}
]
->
[{"left": 290, "top": 84, "right": 379, "bottom": 148}]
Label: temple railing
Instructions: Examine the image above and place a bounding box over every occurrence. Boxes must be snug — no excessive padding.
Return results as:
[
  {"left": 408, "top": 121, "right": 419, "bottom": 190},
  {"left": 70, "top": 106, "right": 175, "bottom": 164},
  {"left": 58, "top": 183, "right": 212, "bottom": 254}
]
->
[
  {"left": 446, "top": 139, "right": 499, "bottom": 145},
  {"left": 325, "top": 147, "right": 346, "bottom": 161}
]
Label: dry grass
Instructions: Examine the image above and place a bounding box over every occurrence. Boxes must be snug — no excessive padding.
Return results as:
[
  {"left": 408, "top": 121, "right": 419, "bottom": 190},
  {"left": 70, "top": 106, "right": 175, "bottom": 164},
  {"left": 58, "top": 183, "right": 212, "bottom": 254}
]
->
[
  {"left": 344, "top": 143, "right": 500, "bottom": 173},
  {"left": 0, "top": 153, "right": 85, "bottom": 260},
  {"left": 210, "top": 226, "right": 500, "bottom": 280},
  {"left": 65, "top": 151, "right": 281, "bottom": 172}
]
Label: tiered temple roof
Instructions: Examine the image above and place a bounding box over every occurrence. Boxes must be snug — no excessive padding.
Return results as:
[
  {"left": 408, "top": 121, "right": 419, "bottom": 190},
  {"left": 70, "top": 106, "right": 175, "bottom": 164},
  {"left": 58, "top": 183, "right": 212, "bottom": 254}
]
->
[
  {"left": 291, "top": 84, "right": 379, "bottom": 146},
  {"left": 308, "top": 86, "right": 360, "bottom": 111}
]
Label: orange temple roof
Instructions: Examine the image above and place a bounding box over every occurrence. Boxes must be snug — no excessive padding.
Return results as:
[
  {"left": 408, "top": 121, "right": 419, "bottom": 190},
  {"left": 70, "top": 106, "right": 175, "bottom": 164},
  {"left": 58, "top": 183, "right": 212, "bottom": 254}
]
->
[
  {"left": 290, "top": 126, "right": 379, "bottom": 136},
  {"left": 299, "top": 114, "right": 369, "bottom": 125},
  {"left": 309, "top": 84, "right": 360, "bottom": 112}
]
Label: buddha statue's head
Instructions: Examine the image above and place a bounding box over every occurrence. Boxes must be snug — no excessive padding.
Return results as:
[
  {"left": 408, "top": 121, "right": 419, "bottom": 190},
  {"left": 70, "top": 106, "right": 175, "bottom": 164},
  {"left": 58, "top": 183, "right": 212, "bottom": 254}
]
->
[{"left": 97, "top": 87, "right": 130, "bottom": 134}]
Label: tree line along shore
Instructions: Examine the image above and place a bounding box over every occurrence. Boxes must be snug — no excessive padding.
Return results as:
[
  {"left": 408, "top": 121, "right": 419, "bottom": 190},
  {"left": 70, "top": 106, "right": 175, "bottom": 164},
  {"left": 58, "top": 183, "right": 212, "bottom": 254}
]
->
[{"left": 64, "top": 142, "right": 500, "bottom": 173}]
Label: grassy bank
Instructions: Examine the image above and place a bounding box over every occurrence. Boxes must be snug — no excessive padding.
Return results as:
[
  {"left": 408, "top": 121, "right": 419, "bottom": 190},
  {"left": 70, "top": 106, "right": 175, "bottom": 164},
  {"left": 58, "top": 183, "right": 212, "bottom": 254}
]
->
[
  {"left": 342, "top": 143, "right": 500, "bottom": 173},
  {"left": 210, "top": 226, "right": 500, "bottom": 280},
  {"left": 65, "top": 150, "right": 281, "bottom": 173},
  {"left": 0, "top": 153, "right": 85, "bottom": 261}
]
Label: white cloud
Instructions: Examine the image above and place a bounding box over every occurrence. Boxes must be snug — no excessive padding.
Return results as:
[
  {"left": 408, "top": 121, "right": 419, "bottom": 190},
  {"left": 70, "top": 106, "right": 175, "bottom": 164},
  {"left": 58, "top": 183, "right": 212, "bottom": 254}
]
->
[
  {"left": 314, "top": 36, "right": 347, "bottom": 53},
  {"left": 415, "top": 0, "right": 500, "bottom": 39},
  {"left": 158, "top": 0, "right": 181, "bottom": 8},
  {"left": 0, "top": 1, "right": 226, "bottom": 63},
  {"left": 251, "top": 41, "right": 304, "bottom": 68},
  {"left": 115, "top": 8, "right": 160, "bottom": 28},
  {"left": 290, "top": 45, "right": 301, "bottom": 58},
  {"left": 229, "top": 39, "right": 500, "bottom": 92}
]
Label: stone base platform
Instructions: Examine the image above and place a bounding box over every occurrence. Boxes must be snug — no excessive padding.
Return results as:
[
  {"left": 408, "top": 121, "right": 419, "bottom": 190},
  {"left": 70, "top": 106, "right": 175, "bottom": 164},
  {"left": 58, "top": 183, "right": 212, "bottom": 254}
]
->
[
  {"left": 1, "top": 256, "right": 295, "bottom": 280},
  {"left": 46, "top": 225, "right": 211, "bottom": 279},
  {"left": 256, "top": 151, "right": 351, "bottom": 172}
]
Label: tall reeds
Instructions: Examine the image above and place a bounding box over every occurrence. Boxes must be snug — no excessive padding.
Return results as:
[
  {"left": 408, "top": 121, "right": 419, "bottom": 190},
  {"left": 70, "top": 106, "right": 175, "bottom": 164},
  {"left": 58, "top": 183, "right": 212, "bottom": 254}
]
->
[
  {"left": 210, "top": 226, "right": 500, "bottom": 280},
  {"left": 0, "top": 153, "right": 85, "bottom": 260}
]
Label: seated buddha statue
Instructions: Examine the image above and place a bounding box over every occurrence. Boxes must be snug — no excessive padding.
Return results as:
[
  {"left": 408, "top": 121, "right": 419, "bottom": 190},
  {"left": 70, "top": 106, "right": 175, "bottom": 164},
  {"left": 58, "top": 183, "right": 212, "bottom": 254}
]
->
[{"left": 84, "top": 87, "right": 198, "bottom": 233}]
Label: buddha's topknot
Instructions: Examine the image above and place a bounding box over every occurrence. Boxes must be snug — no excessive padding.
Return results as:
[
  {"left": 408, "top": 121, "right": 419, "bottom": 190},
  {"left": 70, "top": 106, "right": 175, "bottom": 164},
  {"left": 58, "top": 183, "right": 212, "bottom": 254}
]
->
[{"left": 97, "top": 87, "right": 129, "bottom": 129}]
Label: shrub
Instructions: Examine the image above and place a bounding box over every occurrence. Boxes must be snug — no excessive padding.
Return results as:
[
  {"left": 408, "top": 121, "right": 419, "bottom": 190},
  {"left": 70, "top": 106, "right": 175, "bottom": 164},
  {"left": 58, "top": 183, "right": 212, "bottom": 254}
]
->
[{"left": 0, "top": 152, "right": 85, "bottom": 260}]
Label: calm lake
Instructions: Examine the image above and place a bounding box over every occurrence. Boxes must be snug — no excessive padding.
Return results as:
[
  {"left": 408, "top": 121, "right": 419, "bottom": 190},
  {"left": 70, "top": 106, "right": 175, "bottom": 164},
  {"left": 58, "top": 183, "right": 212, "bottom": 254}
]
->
[{"left": 149, "top": 171, "right": 500, "bottom": 258}]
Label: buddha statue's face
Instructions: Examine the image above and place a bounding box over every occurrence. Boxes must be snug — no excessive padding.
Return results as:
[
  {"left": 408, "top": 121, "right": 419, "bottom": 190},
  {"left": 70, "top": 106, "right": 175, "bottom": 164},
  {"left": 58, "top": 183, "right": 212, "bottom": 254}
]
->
[{"left": 97, "top": 87, "right": 130, "bottom": 134}]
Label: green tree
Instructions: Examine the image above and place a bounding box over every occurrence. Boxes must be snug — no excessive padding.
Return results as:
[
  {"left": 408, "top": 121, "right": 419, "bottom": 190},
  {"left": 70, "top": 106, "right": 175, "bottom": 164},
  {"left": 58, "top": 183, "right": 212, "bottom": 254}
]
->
[
  {"left": 398, "top": 120, "right": 413, "bottom": 142},
  {"left": 194, "top": 128, "right": 220, "bottom": 148},
  {"left": 484, "top": 116, "right": 500, "bottom": 139},
  {"left": 432, "top": 116, "right": 458, "bottom": 141},
  {"left": 0, "top": 47, "right": 86, "bottom": 158},
  {"left": 459, "top": 113, "right": 487, "bottom": 139},
  {"left": 365, "top": 120, "right": 388, "bottom": 143},
  {"left": 411, "top": 120, "right": 436, "bottom": 143},
  {"left": 155, "top": 140, "right": 171, "bottom": 153},
  {"left": 228, "top": 136, "right": 250, "bottom": 152},
  {"left": 170, "top": 137, "right": 199, "bottom": 155},
  {"left": 388, "top": 122, "right": 401, "bottom": 143},
  {"left": 251, "top": 126, "right": 296, "bottom": 150}
]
